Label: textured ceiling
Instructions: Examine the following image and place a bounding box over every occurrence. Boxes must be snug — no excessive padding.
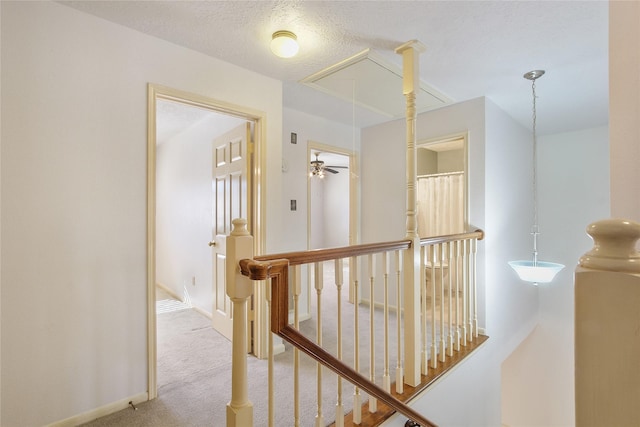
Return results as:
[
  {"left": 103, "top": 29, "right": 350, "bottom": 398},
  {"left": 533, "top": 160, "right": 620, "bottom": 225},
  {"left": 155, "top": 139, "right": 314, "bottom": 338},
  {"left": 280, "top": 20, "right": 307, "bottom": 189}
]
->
[{"left": 60, "top": 0, "right": 609, "bottom": 135}]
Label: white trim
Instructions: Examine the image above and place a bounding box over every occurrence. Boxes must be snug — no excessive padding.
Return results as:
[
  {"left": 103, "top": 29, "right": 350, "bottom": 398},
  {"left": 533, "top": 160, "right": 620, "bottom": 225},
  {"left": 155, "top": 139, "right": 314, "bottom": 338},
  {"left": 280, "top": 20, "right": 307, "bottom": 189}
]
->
[
  {"left": 147, "top": 83, "right": 266, "bottom": 399},
  {"left": 193, "top": 305, "right": 213, "bottom": 320},
  {"left": 45, "top": 392, "right": 148, "bottom": 427},
  {"left": 417, "top": 171, "right": 464, "bottom": 179}
]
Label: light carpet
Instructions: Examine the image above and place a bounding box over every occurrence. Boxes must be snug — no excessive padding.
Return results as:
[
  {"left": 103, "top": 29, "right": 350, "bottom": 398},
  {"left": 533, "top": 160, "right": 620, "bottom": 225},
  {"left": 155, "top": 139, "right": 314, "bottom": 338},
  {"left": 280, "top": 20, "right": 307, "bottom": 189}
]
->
[{"left": 82, "top": 260, "right": 443, "bottom": 426}]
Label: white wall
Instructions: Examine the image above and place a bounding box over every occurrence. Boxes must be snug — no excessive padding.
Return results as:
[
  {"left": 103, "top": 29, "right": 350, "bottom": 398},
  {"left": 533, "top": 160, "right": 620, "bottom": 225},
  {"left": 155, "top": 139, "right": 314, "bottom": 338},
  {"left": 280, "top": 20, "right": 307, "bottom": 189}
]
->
[
  {"left": 502, "top": 125, "right": 609, "bottom": 427},
  {"left": 282, "top": 107, "right": 360, "bottom": 252},
  {"left": 156, "top": 114, "right": 244, "bottom": 313},
  {"left": 361, "top": 117, "right": 407, "bottom": 243},
  {"left": 484, "top": 99, "right": 538, "bottom": 356},
  {"left": 0, "top": 2, "right": 282, "bottom": 426}
]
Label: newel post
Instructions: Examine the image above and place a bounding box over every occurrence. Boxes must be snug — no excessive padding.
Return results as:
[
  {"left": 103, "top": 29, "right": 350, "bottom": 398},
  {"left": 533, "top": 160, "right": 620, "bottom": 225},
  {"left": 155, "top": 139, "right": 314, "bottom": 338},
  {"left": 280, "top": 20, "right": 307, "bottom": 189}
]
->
[
  {"left": 575, "top": 219, "right": 640, "bottom": 427},
  {"left": 226, "top": 218, "right": 254, "bottom": 427},
  {"left": 396, "top": 39, "right": 426, "bottom": 387}
]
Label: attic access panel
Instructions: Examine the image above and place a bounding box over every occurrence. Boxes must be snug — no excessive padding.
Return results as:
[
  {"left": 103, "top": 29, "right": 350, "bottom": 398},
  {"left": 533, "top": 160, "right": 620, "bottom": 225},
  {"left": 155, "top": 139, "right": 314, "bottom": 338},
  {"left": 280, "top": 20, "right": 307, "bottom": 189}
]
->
[{"left": 301, "top": 49, "right": 452, "bottom": 119}]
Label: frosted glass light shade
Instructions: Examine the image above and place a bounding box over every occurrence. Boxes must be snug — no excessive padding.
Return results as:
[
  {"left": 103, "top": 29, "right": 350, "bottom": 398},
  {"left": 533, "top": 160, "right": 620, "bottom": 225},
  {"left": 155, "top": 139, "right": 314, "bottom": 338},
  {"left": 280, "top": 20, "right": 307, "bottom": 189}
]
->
[
  {"left": 508, "top": 260, "right": 565, "bottom": 284},
  {"left": 270, "top": 31, "right": 299, "bottom": 58}
]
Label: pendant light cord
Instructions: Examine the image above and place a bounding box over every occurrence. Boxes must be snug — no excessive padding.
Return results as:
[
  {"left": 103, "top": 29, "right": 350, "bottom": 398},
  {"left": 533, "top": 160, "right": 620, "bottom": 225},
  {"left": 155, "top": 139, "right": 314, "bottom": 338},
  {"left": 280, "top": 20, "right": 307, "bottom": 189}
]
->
[{"left": 531, "top": 77, "right": 539, "bottom": 265}]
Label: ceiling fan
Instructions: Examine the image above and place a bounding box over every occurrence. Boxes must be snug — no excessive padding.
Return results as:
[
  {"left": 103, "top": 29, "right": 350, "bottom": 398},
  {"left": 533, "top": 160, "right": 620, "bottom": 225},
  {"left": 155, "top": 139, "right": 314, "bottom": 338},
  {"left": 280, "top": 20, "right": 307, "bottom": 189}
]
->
[{"left": 310, "top": 152, "right": 347, "bottom": 177}]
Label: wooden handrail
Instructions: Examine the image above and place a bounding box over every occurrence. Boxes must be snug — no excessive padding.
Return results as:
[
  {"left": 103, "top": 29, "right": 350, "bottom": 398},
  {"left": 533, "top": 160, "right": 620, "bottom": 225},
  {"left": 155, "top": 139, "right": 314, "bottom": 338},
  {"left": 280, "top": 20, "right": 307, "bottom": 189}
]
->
[
  {"left": 419, "top": 229, "right": 484, "bottom": 246},
  {"left": 239, "top": 257, "right": 437, "bottom": 427},
  {"left": 252, "top": 228, "right": 484, "bottom": 266},
  {"left": 254, "top": 239, "right": 412, "bottom": 265}
]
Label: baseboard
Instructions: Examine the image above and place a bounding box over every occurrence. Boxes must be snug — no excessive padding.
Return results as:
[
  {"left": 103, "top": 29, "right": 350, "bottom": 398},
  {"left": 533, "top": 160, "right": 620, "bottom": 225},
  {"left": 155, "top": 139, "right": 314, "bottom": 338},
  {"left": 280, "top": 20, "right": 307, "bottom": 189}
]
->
[
  {"left": 156, "top": 282, "right": 213, "bottom": 319},
  {"left": 45, "top": 392, "right": 148, "bottom": 427},
  {"left": 288, "top": 309, "right": 312, "bottom": 324},
  {"left": 156, "top": 282, "right": 182, "bottom": 301},
  {"left": 193, "top": 305, "right": 213, "bottom": 319},
  {"left": 358, "top": 296, "right": 401, "bottom": 314},
  {"left": 273, "top": 341, "right": 286, "bottom": 355}
]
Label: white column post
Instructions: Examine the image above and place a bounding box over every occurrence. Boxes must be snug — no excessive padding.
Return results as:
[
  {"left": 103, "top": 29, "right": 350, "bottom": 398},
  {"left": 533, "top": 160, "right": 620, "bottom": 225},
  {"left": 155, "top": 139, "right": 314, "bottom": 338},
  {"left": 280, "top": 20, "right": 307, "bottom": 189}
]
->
[
  {"left": 396, "top": 39, "right": 426, "bottom": 387},
  {"left": 576, "top": 219, "right": 640, "bottom": 427},
  {"left": 226, "top": 218, "right": 254, "bottom": 427}
]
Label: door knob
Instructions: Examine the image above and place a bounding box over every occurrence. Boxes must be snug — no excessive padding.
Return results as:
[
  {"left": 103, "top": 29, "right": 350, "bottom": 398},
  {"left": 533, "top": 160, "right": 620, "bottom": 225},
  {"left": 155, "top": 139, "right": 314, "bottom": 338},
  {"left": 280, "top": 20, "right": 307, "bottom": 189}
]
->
[{"left": 208, "top": 241, "right": 216, "bottom": 247}]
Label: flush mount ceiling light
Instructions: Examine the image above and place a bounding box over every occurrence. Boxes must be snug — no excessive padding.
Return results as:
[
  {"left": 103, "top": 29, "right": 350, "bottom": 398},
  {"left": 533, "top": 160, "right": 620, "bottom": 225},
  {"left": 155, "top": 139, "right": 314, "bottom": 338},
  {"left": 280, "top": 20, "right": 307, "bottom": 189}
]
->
[
  {"left": 509, "top": 70, "right": 564, "bottom": 285},
  {"left": 270, "top": 30, "right": 299, "bottom": 58}
]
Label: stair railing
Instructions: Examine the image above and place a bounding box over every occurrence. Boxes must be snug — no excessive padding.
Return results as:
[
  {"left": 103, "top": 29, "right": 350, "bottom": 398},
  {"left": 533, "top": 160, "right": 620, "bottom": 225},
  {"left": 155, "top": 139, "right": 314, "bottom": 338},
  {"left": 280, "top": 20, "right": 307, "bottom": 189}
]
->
[{"left": 225, "top": 218, "right": 484, "bottom": 427}]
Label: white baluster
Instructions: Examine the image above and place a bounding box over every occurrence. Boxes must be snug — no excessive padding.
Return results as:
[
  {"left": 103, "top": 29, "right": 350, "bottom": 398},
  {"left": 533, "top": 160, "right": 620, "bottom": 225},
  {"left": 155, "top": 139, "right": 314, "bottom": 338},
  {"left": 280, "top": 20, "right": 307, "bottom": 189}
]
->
[
  {"left": 395, "top": 250, "right": 404, "bottom": 395},
  {"left": 293, "top": 265, "right": 301, "bottom": 427},
  {"left": 420, "top": 246, "right": 428, "bottom": 375},
  {"left": 439, "top": 243, "right": 446, "bottom": 363},
  {"left": 430, "top": 245, "right": 438, "bottom": 370},
  {"left": 466, "top": 239, "right": 473, "bottom": 342},
  {"left": 447, "top": 242, "right": 454, "bottom": 357},
  {"left": 314, "top": 262, "right": 324, "bottom": 427},
  {"left": 472, "top": 238, "right": 479, "bottom": 339},
  {"left": 351, "top": 256, "right": 362, "bottom": 425},
  {"left": 454, "top": 240, "right": 462, "bottom": 351},
  {"left": 266, "top": 280, "right": 274, "bottom": 427},
  {"left": 335, "top": 259, "right": 344, "bottom": 427},
  {"left": 461, "top": 239, "right": 468, "bottom": 346},
  {"left": 368, "top": 254, "right": 377, "bottom": 413},
  {"left": 382, "top": 251, "right": 391, "bottom": 393}
]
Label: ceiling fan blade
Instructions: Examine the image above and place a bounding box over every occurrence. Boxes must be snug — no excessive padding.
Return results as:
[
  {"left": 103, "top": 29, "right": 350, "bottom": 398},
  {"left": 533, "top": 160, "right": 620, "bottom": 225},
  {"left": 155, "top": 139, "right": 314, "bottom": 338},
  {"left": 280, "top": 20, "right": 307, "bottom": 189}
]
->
[
  {"left": 324, "top": 167, "right": 339, "bottom": 174},
  {"left": 326, "top": 165, "right": 348, "bottom": 169}
]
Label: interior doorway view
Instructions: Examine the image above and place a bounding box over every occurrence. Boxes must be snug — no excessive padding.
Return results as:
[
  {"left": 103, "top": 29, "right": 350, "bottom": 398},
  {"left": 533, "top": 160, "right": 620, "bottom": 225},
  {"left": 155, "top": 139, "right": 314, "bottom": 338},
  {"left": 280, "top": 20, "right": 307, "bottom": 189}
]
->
[
  {"left": 147, "top": 85, "right": 263, "bottom": 399},
  {"left": 306, "top": 142, "right": 358, "bottom": 306},
  {"left": 416, "top": 134, "right": 468, "bottom": 237},
  {"left": 307, "top": 144, "right": 354, "bottom": 250}
]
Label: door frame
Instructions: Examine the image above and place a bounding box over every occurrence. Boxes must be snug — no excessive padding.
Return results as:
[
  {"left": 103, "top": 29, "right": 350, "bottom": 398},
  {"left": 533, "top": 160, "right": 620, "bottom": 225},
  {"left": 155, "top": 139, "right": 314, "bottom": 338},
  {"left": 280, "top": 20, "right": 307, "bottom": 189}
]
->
[
  {"left": 307, "top": 141, "right": 358, "bottom": 248},
  {"left": 146, "top": 83, "right": 265, "bottom": 399},
  {"left": 306, "top": 141, "right": 359, "bottom": 306},
  {"left": 416, "top": 131, "right": 469, "bottom": 233}
]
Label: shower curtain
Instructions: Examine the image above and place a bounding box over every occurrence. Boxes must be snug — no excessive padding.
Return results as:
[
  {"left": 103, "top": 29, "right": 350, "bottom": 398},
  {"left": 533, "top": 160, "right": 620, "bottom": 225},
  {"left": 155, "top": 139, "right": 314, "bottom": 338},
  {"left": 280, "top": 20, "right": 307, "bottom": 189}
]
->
[{"left": 417, "top": 172, "right": 464, "bottom": 238}]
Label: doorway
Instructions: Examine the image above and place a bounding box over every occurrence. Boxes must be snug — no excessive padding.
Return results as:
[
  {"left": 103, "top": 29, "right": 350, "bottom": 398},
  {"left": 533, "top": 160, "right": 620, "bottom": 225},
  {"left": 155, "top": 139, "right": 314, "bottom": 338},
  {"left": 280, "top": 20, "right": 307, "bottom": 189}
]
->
[
  {"left": 307, "top": 141, "right": 358, "bottom": 308},
  {"left": 416, "top": 133, "right": 468, "bottom": 237},
  {"left": 307, "top": 141, "right": 357, "bottom": 250},
  {"left": 147, "top": 84, "right": 264, "bottom": 399}
]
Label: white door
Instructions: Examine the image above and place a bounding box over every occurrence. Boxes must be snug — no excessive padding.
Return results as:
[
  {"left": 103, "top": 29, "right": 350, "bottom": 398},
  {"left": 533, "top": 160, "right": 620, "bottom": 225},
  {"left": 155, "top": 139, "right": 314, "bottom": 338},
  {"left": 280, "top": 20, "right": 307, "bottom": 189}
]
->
[{"left": 211, "top": 123, "right": 251, "bottom": 340}]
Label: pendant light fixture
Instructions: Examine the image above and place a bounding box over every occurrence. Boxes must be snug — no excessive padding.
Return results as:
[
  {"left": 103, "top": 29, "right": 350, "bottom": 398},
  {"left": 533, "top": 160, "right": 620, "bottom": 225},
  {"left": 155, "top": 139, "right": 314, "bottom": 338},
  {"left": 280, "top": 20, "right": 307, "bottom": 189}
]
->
[{"left": 509, "top": 70, "right": 564, "bottom": 285}]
